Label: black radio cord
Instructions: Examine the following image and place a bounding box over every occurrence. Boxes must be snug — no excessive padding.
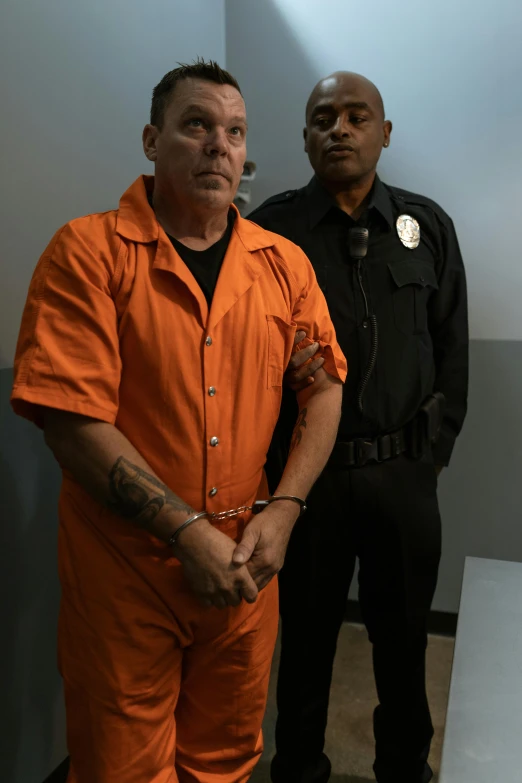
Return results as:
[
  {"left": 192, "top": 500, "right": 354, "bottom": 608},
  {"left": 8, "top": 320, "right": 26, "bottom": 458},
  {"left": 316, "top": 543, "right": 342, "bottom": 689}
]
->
[{"left": 355, "top": 259, "right": 378, "bottom": 414}]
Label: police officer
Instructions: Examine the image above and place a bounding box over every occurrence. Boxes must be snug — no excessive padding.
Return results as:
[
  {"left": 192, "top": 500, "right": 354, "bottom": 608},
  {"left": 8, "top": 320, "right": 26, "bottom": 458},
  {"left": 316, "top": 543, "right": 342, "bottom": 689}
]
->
[{"left": 248, "top": 72, "right": 468, "bottom": 783}]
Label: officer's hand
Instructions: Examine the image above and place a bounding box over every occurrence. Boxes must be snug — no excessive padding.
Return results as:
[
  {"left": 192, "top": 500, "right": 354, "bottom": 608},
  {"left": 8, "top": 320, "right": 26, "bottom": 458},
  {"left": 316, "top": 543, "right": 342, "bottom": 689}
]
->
[
  {"left": 232, "top": 502, "right": 299, "bottom": 590},
  {"left": 284, "top": 331, "right": 324, "bottom": 392},
  {"left": 174, "top": 519, "right": 258, "bottom": 609}
]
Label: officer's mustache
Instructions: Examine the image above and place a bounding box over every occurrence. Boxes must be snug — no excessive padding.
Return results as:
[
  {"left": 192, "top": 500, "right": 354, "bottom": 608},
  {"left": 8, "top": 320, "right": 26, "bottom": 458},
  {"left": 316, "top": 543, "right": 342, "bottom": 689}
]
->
[{"left": 326, "top": 143, "right": 356, "bottom": 154}]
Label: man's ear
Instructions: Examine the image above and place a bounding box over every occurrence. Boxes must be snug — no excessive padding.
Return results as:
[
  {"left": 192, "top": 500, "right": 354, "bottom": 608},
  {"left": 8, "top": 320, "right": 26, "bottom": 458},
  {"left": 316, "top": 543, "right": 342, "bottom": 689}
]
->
[
  {"left": 142, "top": 124, "right": 159, "bottom": 162},
  {"left": 383, "top": 120, "right": 392, "bottom": 148}
]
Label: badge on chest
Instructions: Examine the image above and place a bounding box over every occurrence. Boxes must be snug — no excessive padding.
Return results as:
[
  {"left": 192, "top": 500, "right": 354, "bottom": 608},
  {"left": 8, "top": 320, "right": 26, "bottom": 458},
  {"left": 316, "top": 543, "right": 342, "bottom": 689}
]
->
[{"left": 396, "top": 214, "right": 421, "bottom": 249}]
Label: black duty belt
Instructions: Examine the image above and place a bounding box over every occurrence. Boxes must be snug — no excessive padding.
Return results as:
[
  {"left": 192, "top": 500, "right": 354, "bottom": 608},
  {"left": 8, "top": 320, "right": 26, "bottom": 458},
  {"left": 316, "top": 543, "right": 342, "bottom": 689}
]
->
[
  {"left": 329, "top": 428, "right": 408, "bottom": 469},
  {"left": 328, "top": 392, "right": 446, "bottom": 469}
]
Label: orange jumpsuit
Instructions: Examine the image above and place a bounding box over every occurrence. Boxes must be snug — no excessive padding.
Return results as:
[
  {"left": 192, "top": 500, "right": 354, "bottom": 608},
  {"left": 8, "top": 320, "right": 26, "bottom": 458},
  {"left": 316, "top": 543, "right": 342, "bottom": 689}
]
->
[{"left": 11, "top": 175, "right": 347, "bottom": 783}]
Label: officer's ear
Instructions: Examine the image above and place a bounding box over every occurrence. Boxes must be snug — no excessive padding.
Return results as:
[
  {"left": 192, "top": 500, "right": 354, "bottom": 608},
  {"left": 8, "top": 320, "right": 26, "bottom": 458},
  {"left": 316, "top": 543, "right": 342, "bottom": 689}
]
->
[
  {"left": 143, "top": 124, "right": 159, "bottom": 162},
  {"left": 303, "top": 127, "right": 308, "bottom": 154},
  {"left": 383, "top": 120, "right": 392, "bottom": 149}
]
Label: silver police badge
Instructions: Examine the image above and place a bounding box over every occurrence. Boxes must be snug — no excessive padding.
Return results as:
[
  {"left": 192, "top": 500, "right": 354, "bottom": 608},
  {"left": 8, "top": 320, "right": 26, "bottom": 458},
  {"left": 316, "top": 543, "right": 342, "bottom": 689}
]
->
[{"left": 396, "top": 214, "right": 421, "bottom": 249}]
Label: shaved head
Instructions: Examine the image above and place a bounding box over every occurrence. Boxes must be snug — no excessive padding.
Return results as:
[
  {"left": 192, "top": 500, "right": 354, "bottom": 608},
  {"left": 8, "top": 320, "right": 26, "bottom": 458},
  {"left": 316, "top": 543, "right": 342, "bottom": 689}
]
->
[
  {"left": 303, "top": 71, "right": 391, "bottom": 187},
  {"left": 306, "top": 72, "right": 385, "bottom": 123}
]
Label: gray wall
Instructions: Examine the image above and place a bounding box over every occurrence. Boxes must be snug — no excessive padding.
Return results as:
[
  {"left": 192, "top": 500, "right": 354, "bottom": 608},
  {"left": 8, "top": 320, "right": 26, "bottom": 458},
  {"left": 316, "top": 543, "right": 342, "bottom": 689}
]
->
[
  {"left": 1, "top": 0, "right": 226, "bottom": 368},
  {"left": 0, "top": 2, "right": 225, "bottom": 781},
  {"left": 432, "top": 341, "right": 522, "bottom": 612},
  {"left": 226, "top": 0, "right": 522, "bottom": 612},
  {"left": 0, "top": 368, "right": 64, "bottom": 782}
]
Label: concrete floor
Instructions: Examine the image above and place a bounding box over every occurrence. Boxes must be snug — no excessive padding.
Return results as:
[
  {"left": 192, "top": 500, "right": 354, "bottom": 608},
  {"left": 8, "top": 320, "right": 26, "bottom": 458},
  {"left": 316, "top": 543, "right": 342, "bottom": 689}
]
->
[{"left": 251, "top": 623, "right": 455, "bottom": 783}]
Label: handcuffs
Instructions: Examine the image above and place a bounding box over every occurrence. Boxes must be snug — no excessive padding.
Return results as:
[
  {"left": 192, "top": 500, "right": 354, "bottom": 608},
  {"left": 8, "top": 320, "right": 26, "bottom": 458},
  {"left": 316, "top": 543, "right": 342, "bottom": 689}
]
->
[{"left": 168, "top": 494, "right": 307, "bottom": 548}]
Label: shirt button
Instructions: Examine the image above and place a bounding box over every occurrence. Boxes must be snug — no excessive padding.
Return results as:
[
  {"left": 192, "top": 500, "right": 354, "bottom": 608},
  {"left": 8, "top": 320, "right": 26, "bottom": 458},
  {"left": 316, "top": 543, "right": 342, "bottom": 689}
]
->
[
  {"left": 210, "top": 436, "right": 219, "bottom": 447},
  {"left": 208, "top": 386, "right": 216, "bottom": 396},
  {"left": 205, "top": 336, "right": 213, "bottom": 346},
  {"left": 209, "top": 487, "right": 218, "bottom": 497},
  {"left": 419, "top": 276, "right": 425, "bottom": 283}
]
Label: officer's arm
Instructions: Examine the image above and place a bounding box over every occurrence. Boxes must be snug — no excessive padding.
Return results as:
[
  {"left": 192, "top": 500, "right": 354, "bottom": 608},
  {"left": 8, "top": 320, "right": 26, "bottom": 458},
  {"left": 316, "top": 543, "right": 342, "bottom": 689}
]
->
[
  {"left": 284, "top": 331, "right": 324, "bottom": 390},
  {"left": 429, "top": 217, "right": 469, "bottom": 466}
]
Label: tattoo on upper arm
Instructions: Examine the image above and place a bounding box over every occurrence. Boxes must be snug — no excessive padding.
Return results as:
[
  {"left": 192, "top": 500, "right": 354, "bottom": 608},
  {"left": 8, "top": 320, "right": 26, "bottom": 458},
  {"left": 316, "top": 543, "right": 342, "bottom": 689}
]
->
[
  {"left": 290, "top": 407, "right": 308, "bottom": 452},
  {"left": 108, "top": 456, "right": 193, "bottom": 528}
]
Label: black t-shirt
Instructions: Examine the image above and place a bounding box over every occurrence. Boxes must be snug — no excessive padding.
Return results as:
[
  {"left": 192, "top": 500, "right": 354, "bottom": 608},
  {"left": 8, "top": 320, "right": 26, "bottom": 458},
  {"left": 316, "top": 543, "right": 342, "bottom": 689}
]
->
[{"left": 168, "top": 211, "right": 235, "bottom": 306}]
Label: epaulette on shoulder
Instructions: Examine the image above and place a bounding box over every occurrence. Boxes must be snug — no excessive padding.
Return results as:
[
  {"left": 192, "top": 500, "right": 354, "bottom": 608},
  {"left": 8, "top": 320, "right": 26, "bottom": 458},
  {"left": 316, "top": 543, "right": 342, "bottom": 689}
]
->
[
  {"left": 387, "top": 185, "right": 445, "bottom": 216},
  {"left": 249, "top": 189, "right": 298, "bottom": 217}
]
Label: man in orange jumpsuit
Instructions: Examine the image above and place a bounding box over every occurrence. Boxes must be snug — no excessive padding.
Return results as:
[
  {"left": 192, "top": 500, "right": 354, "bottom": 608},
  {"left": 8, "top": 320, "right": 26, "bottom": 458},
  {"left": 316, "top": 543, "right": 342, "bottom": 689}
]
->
[{"left": 11, "top": 60, "right": 346, "bottom": 783}]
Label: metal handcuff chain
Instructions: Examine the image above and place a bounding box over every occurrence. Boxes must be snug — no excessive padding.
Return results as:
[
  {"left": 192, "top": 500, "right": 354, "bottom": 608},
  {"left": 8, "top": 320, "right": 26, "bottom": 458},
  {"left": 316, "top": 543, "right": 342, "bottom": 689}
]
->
[{"left": 168, "top": 494, "right": 307, "bottom": 548}]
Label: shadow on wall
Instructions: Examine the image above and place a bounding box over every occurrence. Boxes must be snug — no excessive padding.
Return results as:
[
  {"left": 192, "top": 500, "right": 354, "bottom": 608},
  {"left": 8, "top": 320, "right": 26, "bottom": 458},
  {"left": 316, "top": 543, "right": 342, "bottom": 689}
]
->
[
  {"left": 226, "top": 0, "right": 317, "bottom": 208},
  {"left": 226, "top": 0, "right": 402, "bottom": 211},
  {"left": 0, "top": 369, "right": 65, "bottom": 783}
]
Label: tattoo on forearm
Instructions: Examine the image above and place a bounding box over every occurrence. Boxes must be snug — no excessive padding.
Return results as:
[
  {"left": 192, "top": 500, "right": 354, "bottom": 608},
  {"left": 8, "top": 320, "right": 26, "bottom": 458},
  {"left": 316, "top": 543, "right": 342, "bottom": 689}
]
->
[
  {"left": 290, "top": 407, "right": 308, "bottom": 452},
  {"left": 108, "top": 457, "right": 193, "bottom": 528}
]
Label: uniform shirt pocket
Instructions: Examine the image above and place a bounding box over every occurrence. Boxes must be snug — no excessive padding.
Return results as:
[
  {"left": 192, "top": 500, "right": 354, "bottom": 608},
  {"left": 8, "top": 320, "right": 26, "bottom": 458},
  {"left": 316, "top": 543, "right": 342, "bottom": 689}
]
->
[
  {"left": 388, "top": 258, "right": 439, "bottom": 335},
  {"left": 266, "top": 314, "right": 297, "bottom": 388}
]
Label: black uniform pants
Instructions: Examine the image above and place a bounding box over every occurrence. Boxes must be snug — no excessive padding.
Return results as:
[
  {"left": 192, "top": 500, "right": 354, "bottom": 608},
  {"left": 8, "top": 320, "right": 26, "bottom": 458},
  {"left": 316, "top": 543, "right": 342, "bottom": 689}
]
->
[{"left": 270, "top": 453, "right": 441, "bottom": 783}]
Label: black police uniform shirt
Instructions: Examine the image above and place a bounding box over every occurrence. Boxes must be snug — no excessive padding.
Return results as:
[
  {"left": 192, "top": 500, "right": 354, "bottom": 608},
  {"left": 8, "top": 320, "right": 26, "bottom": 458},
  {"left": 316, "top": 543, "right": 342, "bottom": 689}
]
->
[{"left": 248, "top": 175, "right": 468, "bottom": 466}]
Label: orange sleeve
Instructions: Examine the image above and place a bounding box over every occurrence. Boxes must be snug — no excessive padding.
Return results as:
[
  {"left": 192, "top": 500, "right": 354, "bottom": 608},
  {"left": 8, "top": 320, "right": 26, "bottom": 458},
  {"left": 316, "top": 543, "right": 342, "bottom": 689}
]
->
[
  {"left": 290, "top": 247, "right": 347, "bottom": 383},
  {"left": 11, "top": 218, "right": 123, "bottom": 427}
]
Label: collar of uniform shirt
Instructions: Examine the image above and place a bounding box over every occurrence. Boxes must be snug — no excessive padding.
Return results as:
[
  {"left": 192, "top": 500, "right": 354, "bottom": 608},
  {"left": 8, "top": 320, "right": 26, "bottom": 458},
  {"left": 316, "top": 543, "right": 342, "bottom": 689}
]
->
[{"left": 305, "top": 174, "right": 395, "bottom": 230}]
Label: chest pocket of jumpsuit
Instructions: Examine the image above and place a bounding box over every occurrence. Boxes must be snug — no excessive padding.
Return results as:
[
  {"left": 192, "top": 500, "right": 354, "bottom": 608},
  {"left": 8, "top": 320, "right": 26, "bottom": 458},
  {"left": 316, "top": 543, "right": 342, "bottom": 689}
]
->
[
  {"left": 266, "top": 314, "right": 297, "bottom": 388},
  {"left": 388, "top": 258, "right": 439, "bottom": 335}
]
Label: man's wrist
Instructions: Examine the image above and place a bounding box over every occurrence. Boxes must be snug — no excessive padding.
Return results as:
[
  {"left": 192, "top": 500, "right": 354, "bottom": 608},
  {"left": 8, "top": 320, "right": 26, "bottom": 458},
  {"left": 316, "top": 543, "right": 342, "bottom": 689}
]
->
[
  {"left": 170, "top": 514, "right": 212, "bottom": 554},
  {"left": 271, "top": 494, "right": 307, "bottom": 515},
  {"left": 154, "top": 505, "right": 200, "bottom": 545},
  {"left": 266, "top": 498, "right": 301, "bottom": 525},
  {"left": 168, "top": 511, "right": 209, "bottom": 548},
  {"left": 270, "top": 491, "right": 307, "bottom": 515}
]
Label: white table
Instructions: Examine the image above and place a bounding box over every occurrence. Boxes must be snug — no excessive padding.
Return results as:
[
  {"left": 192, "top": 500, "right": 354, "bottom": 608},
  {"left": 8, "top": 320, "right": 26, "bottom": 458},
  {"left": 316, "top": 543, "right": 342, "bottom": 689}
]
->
[{"left": 440, "top": 556, "right": 522, "bottom": 782}]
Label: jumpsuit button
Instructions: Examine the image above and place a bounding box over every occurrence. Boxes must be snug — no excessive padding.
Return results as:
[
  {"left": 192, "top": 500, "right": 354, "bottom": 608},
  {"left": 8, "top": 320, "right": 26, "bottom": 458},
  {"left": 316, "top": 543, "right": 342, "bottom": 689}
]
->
[
  {"left": 205, "top": 336, "right": 213, "bottom": 346},
  {"left": 209, "top": 487, "right": 218, "bottom": 497},
  {"left": 208, "top": 386, "right": 216, "bottom": 396},
  {"left": 210, "top": 436, "right": 219, "bottom": 447},
  {"left": 419, "top": 276, "right": 425, "bottom": 283}
]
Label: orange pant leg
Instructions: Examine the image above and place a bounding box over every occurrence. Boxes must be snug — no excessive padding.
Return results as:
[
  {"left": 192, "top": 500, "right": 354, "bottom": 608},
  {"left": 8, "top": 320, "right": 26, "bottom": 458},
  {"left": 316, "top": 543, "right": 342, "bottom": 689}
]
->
[
  {"left": 175, "top": 578, "right": 279, "bottom": 783},
  {"left": 58, "top": 519, "right": 187, "bottom": 783},
  {"left": 61, "top": 588, "right": 182, "bottom": 783}
]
